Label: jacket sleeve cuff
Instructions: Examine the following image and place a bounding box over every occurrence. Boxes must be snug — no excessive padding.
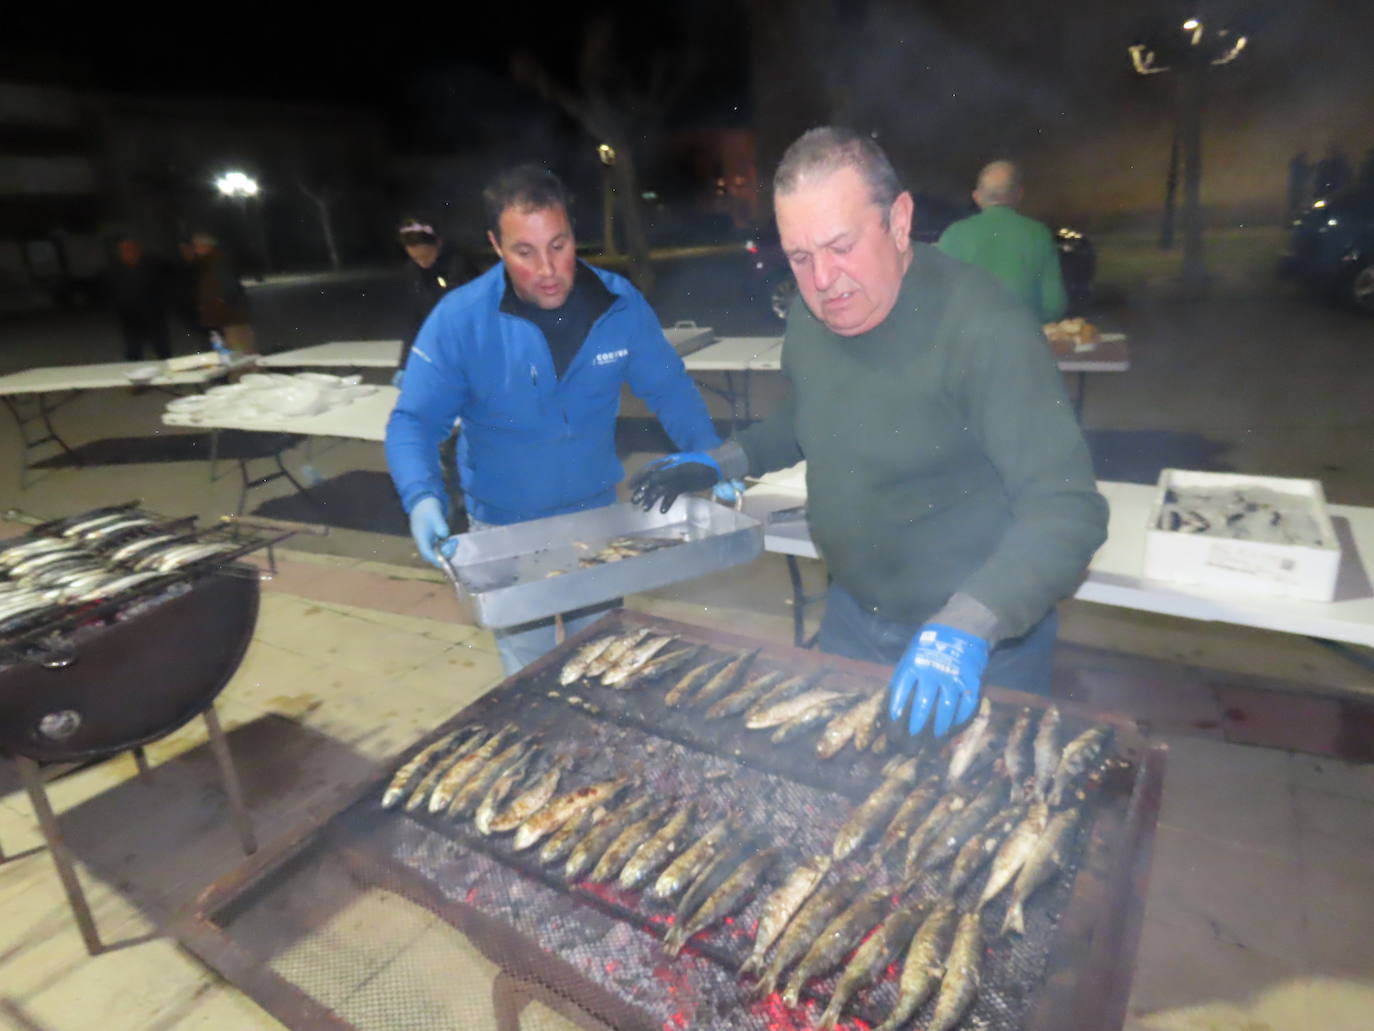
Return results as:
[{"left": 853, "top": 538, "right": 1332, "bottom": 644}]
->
[
  {"left": 930, "top": 592, "right": 1002, "bottom": 645},
  {"left": 708, "top": 439, "right": 750, "bottom": 481}
]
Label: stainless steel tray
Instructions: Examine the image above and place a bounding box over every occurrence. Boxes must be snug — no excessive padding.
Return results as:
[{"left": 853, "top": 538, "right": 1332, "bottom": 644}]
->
[{"left": 440, "top": 497, "right": 762, "bottom": 628}]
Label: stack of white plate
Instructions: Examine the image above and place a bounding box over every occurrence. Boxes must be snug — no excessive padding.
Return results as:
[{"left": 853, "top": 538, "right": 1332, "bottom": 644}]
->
[{"left": 163, "top": 372, "right": 376, "bottom": 424}]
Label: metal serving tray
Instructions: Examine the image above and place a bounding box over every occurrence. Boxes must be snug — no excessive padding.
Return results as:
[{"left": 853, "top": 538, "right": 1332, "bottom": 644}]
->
[{"left": 439, "top": 497, "right": 762, "bottom": 629}]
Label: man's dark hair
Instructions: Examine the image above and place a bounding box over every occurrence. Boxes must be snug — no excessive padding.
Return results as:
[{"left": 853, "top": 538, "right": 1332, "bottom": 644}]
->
[
  {"left": 773, "top": 127, "right": 903, "bottom": 223},
  {"left": 482, "top": 164, "right": 570, "bottom": 237}
]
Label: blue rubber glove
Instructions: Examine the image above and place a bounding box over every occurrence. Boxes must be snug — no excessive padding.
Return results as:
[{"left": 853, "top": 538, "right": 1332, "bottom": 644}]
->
[
  {"left": 712, "top": 478, "right": 746, "bottom": 506},
  {"left": 887, "top": 623, "right": 989, "bottom": 738},
  {"left": 408, "top": 496, "right": 454, "bottom": 569},
  {"left": 391, "top": 368, "right": 405, "bottom": 388},
  {"left": 628, "top": 452, "right": 722, "bottom": 514}
]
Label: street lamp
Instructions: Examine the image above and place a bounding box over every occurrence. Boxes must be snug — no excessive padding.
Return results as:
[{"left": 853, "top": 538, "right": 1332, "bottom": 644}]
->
[
  {"left": 214, "top": 171, "right": 269, "bottom": 277},
  {"left": 598, "top": 143, "right": 618, "bottom": 256}
]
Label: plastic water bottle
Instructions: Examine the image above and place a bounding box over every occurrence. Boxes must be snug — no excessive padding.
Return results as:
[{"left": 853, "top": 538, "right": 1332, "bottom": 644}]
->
[{"left": 209, "top": 331, "right": 231, "bottom": 365}]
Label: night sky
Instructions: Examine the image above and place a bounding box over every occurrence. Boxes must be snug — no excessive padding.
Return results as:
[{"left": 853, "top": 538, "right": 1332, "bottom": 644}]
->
[{"left": 5, "top": 1, "right": 1371, "bottom": 162}]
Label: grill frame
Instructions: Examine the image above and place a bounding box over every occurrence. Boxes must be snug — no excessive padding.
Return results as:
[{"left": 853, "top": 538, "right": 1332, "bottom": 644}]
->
[{"left": 173, "top": 610, "right": 1166, "bottom": 1031}]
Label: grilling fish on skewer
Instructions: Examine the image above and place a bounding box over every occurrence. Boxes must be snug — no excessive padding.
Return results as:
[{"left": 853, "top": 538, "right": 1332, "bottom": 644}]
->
[
  {"left": 403, "top": 728, "right": 492, "bottom": 812},
  {"left": 427, "top": 724, "right": 518, "bottom": 814},
  {"left": 946, "top": 696, "right": 994, "bottom": 789},
  {"left": 590, "top": 801, "right": 674, "bottom": 883},
  {"left": 600, "top": 635, "right": 676, "bottom": 686},
  {"left": 381, "top": 730, "right": 462, "bottom": 808},
  {"left": 650, "top": 814, "right": 736, "bottom": 901},
  {"left": 472, "top": 748, "right": 538, "bottom": 832},
  {"left": 688, "top": 648, "right": 760, "bottom": 708},
  {"left": 585, "top": 627, "right": 654, "bottom": 680},
  {"left": 705, "top": 669, "right": 783, "bottom": 720},
  {"left": 663, "top": 655, "right": 729, "bottom": 707},
  {"left": 873, "top": 899, "right": 959, "bottom": 1031},
  {"left": 1004, "top": 706, "right": 1034, "bottom": 798},
  {"left": 780, "top": 886, "right": 892, "bottom": 1008},
  {"left": 1049, "top": 726, "right": 1112, "bottom": 807},
  {"left": 751, "top": 875, "right": 864, "bottom": 997},
  {"left": 1001, "top": 805, "right": 1083, "bottom": 936},
  {"left": 618, "top": 802, "right": 699, "bottom": 890},
  {"left": 489, "top": 758, "right": 569, "bottom": 834},
  {"left": 816, "top": 895, "right": 929, "bottom": 1031},
  {"left": 513, "top": 777, "right": 630, "bottom": 851},
  {"left": 1032, "top": 706, "right": 1061, "bottom": 801},
  {"left": 927, "top": 910, "right": 983, "bottom": 1031},
  {"left": 816, "top": 691, "right": 883, "bottom": 759},
  {"left": 831, "top": 757, "right": 920, "bottom": 861},
  {"left": 447, "top": 735, "right": 536, "bottom": 818},
  {"left": 738, "top": 854, "right": 831, "bottom": 978},
  {"left": 978, "top": 800, "right": 1050, "bottom": 910},
  {"left": 665, "top": 846, "right": 780, "bottom": 957}
]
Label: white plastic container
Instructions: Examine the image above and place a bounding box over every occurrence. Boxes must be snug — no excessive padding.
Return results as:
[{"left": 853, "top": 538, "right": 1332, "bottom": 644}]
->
[{"left": 1143, "top": 469, "right": 1342, "bottom": 602}]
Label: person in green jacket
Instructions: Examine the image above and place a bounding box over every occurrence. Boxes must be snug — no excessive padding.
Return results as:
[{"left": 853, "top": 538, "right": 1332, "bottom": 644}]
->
[
  {"left": 936, "top": 160, "right": 1068, "bottom": 323},
  {"left": 629, "top": 128, "right": 1107, "bottom": 740}
]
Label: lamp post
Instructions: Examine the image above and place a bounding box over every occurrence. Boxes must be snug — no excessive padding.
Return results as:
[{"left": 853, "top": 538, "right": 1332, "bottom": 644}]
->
[
  {"left": 598, "top": 143, "right": 618, "bottom": 257},
  {"left": 1130, "top": 15, "right": 1248, "bottom": 286},
  {"left": 215, "top": 171, "right": 271, "bottom": 278}
]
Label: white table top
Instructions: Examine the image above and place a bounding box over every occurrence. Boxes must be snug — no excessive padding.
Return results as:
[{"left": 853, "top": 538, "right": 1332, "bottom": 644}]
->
[
  {"left": 1055, "top": 331, "right": 1129, "bottom": 373},
  {"left": 0, "top": 358, "right": 248, "bottom": 395},
  {"left": 162, "top": 386, "right": 400, "bottom": 442},
  {"left": 743, "top": 465, "right": 1374, "bottom": 648},
  {"left": 257, "top": 341, "right": 403, "bottom": 368},
  {"left": 683, "top": 336, "right": 784, "bottom": 372}
]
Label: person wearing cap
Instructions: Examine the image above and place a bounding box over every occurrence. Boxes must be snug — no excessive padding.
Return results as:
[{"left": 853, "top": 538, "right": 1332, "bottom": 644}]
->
[
  {"left": 629, "top": 128, "right": 1106, "bottom": 740},
  {"left": 394, "top": 216, "right": 476, "bottom": 388},
  {"left": 385, "top": 165, "right": 729, "bottom": 674}
]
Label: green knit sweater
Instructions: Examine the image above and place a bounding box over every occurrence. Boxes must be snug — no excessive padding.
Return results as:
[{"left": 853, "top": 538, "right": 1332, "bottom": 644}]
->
[
  {"left": 937, "top": 205, "right": 1068, "bottom": 322},
  {"left": 733, "top": 245, "right": 1107, "bottom": 639}
]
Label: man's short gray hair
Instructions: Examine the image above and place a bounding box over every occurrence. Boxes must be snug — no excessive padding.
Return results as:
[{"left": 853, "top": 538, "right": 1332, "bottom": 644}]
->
[
  {"left": 773, "top": 127, "right": 903, "bottom": 220},
  {"left": 976, "top": 160, "right": 1022, "bottom": 206}
]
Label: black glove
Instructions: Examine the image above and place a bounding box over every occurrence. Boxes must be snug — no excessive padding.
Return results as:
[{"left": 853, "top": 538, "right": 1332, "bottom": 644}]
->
[{"left": 628, "top": 452, "right": 723, "bottom": 514}]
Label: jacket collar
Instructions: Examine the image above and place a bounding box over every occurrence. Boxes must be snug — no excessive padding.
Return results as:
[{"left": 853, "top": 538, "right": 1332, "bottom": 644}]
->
[{"left": 498, "top": 260, "right": 616, "bottom": 320}]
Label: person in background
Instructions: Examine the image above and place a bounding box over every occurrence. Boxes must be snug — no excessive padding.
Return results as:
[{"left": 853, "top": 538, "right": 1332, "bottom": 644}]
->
[
  {"left": 386, "top": 164, "right": 730, "bottom": 675},
  {"left": 394, "top": 215, "right": 477, "bottom": 389},
  {"left": 936, "top": 159, "right": 1067, "bottom": 323},
  {"left": 630, "top": 128, "right": 1107, "bottom": 740},
  {"left": 107, "top": 236, "right": 171, "bottom": 362},
  {"left": 191, "top": 232, "right": 256, "bottom": 355}
]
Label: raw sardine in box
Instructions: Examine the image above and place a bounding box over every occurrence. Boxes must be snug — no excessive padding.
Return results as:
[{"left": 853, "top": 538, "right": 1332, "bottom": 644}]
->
[{"left": 1143, "top": 469, "right": 1342, "bottom": 602}]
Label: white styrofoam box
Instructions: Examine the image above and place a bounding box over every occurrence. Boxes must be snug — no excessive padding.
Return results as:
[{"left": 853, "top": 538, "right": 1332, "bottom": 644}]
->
[{"left": 1143, "top": 469, "right": 1342, "bottom": 602}]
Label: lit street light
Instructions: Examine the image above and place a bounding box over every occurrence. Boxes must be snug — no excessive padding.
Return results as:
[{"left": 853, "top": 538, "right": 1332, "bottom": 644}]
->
[
  {"left": 214, "top": 170, "right": 270, "bottom": 277},
  {"left": 598, "top": 143, "right": 618, "bottom": 256}
]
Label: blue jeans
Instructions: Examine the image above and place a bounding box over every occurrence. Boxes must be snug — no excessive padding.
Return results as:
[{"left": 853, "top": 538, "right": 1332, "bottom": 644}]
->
[
  {"left": 816, "top": 583, "right": 1058, "bottom": 696},
  {"left": 466, "top": 516, "right": 618, "bottom": 676}
]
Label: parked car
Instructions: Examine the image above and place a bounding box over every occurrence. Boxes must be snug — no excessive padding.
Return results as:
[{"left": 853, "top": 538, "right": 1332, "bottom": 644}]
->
[
  {"left": 1280, "top": 186, "right": 1374, "bottom": 312},
  {"left": 742, "top": 193, "right": 1095, "bottom": 320}
]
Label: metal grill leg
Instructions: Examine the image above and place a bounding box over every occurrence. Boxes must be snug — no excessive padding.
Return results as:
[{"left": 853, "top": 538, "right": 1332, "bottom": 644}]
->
[
  {"left": 15, "top": 756, "right": 102, "bottom": 955},
  {"left": 202, "top": 707, "right": 257, "bottom": 855},
  {"left": 492, "top": 970, "right": 533, "bottom": 1031},
  {"left": 132, "top": 747, "right": 152, "bottom": 783}
]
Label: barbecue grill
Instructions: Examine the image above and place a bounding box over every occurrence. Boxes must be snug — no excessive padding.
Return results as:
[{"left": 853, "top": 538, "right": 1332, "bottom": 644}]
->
[
  {"left": 0, "top": 502, "right": 302, "bottom": 955},
  {"left": 175, "top": 610, "right": 1164, "bottom": 1031}
]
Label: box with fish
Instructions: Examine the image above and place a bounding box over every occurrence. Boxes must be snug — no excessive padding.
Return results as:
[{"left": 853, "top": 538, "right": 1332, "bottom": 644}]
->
[{"left": 176, "top": 610, "right": 1165, "bottom": 1031}]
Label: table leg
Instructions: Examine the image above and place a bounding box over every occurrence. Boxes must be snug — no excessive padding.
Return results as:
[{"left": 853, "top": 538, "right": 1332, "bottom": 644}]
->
[
  {"left": 492, "top": 969, "right": 533, "bottom": 1031},
  {"left": 203, "top": 706, "right": 257, "bottom": 855},
  {"left": 208, "top": 428, "right": 220, "bottom": 482},
  {"left": 3, "top": 392, "right": 83, "bottom": 490},
  {"left": 131, "top": 746, "right": 153, "bottom": 783},
  {"left": 16, "top": 756, "right": 102, "bottom": 955},
  {"left": 1074, "top": 371, "right": 1088, "bottom": 422}
]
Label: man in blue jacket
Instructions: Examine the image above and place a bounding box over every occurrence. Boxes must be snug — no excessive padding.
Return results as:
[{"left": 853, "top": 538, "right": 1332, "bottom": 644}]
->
[{"left": 386, "top": 164, "right": 724, "bottom": 673}]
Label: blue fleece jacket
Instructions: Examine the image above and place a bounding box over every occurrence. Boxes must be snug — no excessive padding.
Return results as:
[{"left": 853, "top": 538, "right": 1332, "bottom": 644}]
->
[{"left": 385, "top": 261, "right": 720, "bottom": 525}]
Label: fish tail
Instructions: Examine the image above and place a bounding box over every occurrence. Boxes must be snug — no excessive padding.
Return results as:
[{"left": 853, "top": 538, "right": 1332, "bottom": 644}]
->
[{"left": 1001, "top": 901, "right": 1026, "bottom": 937}]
